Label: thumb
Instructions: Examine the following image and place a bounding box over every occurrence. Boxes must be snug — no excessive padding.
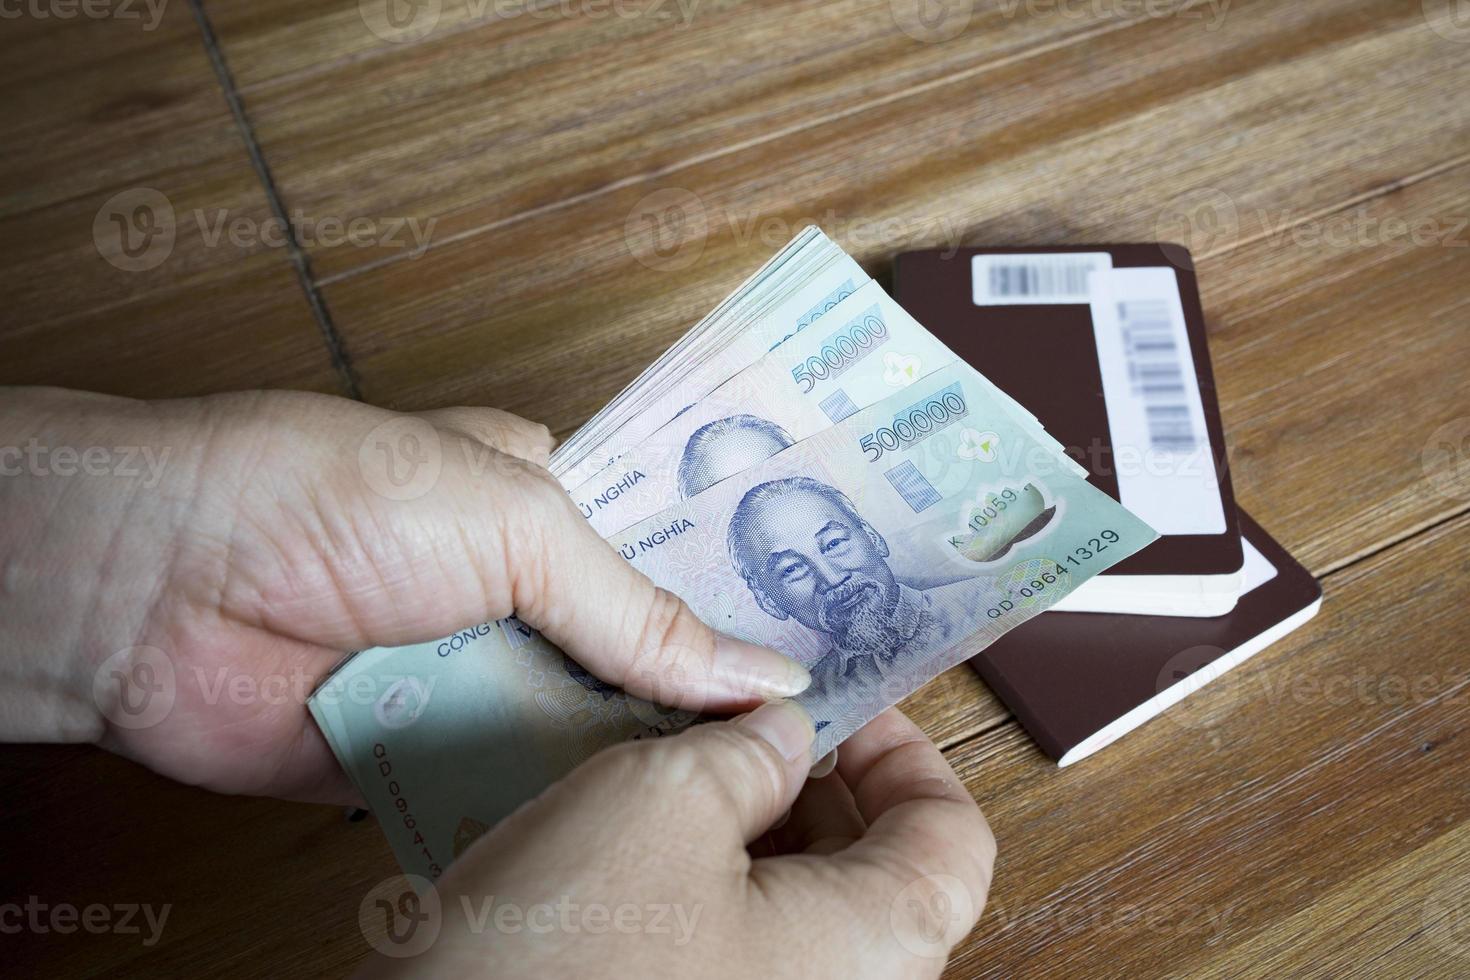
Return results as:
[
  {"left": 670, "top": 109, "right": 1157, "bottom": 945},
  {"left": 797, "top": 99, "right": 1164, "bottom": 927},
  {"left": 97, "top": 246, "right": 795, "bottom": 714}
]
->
[
  {"left": 611, "top": 700, "right": 818, "bottom": 846},
  {"left": 413, "top": 406, "right": 555, "bottom": 467},
  {"left": 505, "top": 464, "right": 811, "bottom": 713}
]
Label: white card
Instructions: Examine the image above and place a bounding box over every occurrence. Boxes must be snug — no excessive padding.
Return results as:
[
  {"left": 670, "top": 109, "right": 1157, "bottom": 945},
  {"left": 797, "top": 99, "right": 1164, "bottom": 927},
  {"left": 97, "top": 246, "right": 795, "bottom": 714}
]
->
[
  {"left": 1089, "top": 267, "right": 1227, "bottom": 536},
  {"left": 971, "top": 252, "right": 1113, "bottom": 305}
]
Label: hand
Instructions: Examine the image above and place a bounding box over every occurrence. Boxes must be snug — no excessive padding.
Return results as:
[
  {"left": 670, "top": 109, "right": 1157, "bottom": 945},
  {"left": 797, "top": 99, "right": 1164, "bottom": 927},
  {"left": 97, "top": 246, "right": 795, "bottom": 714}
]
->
[
  {"left": 0, "top": 387, "right": 809, "bottom": 802},
  {"left": 367, "top": 704, "right": 996, "bottom": 979}
]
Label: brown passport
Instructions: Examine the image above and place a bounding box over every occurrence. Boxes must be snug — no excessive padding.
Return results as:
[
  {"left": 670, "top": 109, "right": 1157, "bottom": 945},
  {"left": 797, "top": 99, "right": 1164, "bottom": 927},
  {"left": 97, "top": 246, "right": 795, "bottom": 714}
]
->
[
  {"left": 969, "top": 510, "right": 1323, "bottom": 765},
  {"left": 893, "top": 245, "right": 1243, "bottom": 613}
]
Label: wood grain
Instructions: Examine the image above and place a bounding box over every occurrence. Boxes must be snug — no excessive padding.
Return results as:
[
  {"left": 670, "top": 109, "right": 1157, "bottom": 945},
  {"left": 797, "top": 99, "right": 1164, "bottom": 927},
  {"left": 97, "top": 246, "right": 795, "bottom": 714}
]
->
[
  {"left": 0, "top": 744, "right": 395, "bottom": 977},
  {"left": 1194, "top": 164, "right": 1470, "bottom": 572},
  {"left": 319, "top": 71, "right": 1470, "bottom": 578},
  {"left": 901, "top": 663, "right": 1010, "bottom": 749},
  {"left": 942, "top": 511, "right": 1470, "bottom": 979},
  {"left": 314, "top": 0, "right": 1469, "bottom": 422},
  {"left": 0, "top": 4, "right": 344, "bottom": 396},
  {"left": 214, "top": 0, "right": 1212, "bottom": 276}
]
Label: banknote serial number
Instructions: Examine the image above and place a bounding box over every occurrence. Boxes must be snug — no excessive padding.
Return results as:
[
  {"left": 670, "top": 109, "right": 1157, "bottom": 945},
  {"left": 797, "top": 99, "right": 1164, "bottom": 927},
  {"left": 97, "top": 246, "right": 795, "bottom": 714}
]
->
[
  {"left": 1066, "top": 530, "right": 1121, "bottom": 564},
  {"left": 985, "top": 562, "right": 1070, "bottom": 619},
  {"left": 981, "top": 529, "right": 1122, "bottom": 620},
  {"left": 373, "top": 743, "right": 443, "bottom": 879},
  {"left": 967, "top": 486, "right": 1021, "bottom": 530}
]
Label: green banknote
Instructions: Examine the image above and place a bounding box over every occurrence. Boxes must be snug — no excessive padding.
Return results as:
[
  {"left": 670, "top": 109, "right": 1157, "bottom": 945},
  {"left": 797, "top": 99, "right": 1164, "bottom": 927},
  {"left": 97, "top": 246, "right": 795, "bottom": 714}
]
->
[
  {"left": 310, "top": 361, "right": 1156, "bottom": 880},
  {"left": 553, "top": 230, "right": 868, "bottom": 488},
  {"left": 571, "top": 280, "right": 1080, "bottom": 537}
]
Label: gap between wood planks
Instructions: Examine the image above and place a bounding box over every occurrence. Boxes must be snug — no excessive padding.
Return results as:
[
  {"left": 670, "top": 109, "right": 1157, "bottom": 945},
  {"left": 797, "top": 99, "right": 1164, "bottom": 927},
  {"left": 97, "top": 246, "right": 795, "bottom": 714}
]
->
[{"left": 187, "top": 0, "right": 362, "bottom": 400}]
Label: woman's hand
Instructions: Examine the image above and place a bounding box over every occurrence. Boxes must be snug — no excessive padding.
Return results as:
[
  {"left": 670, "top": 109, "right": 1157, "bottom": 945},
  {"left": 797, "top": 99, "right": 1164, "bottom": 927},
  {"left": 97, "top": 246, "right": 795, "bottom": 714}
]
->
[
  {"left": 0, "top": 387, "right": 809, "bottom": 802},
  {"left": 1, "top": 386, "right": 995, "bottom": 977},
  {"left": 371, "top": 705, "right": 995, "bottom": 979}
]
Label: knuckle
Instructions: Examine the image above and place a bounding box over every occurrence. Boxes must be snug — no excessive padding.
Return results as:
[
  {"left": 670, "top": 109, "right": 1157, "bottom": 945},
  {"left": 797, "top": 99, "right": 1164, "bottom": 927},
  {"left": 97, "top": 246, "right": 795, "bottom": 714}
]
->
[
  {"left": 587, "top": 734, "right": 737, "bottom": 806},
  {"left": 908, "top": 797, "right": 994, "bottom": 890},
  {"left": 495, "top": 461, "right": 585, "bottom": 619},
  {"left": 503, "top": 460, "right": 579, "bottom": 537},
  {"left": 503, "top": 451, "right": 559, "bottom": 491},
  {"left": 495, "top": 414, "right": 553, "bottom": 464},
  {"left": 624, "top": 588, "right": 707, "bottom": 694},
  {"left": 604, "top": 722, "right": 787, "bottom": 831}
]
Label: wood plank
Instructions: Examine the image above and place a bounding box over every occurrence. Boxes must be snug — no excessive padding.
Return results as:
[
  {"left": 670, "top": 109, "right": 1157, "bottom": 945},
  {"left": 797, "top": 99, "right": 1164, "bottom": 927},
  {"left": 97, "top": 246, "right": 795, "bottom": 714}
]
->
[
  {"left": 901, "top": 664, "right": 1009, "bottom": 750},
  {"left": 938, "top": 511, "right": 1470, "bottom": 979},
  {"left": 1201, "top": 166, "right": 1470, "bottom": 572},
  {"left": 321, "top": 88, "right": 1469, "bottom": 578},
  {"left": 0, "top": 5, "right": 345, "bottom": 396},
  {"left": 217, "top": 0, "right": 1239, "bottom": 278},
  {"left": 317, "top": 0, "right": 1467, "bottom": 424},
  {"left": 202, "top": 0, "right": 421, "bottom": 87},
  {"left": 1198, "top": 822, "right": 1470, "bottom": 978},
  {"left": 205, "top": 0, "right": 635, "bottom": 88}
]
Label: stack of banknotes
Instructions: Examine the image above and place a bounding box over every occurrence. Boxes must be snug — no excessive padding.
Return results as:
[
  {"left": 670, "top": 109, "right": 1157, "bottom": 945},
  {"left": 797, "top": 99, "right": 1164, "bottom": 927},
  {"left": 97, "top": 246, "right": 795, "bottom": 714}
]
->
[{"left": 310, "top": 228, "right": 1159, "bottom": 880}]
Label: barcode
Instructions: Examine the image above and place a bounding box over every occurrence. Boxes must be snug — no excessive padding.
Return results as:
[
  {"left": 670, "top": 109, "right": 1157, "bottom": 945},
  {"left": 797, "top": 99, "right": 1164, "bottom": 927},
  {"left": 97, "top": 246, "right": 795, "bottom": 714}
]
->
[
  {"left": 990, "top": 262, "right": 1092, "bottom": 299},
  {"left": 1118, "top": 300, "right": 1199, "bottom": 453},
  {"left": 972, "top": 253, "right": 1111, "bottom": 306}
]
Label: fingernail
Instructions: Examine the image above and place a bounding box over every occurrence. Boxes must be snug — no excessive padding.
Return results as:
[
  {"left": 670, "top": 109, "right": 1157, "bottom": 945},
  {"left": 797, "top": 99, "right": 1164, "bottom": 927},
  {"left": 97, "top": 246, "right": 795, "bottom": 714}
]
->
[
  {"left": 737, "top": 700, "right": 816, "bottom": 763},
  {"left": 712, "top": 634, "right": 811, "bottom": 699},
  {"left": 809, "top": 749, "right": 838, "bottom": 780}
]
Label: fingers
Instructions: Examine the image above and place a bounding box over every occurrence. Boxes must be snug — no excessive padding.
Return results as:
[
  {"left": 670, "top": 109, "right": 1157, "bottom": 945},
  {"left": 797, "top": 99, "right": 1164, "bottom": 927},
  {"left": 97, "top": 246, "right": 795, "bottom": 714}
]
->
[
  {"left": 747, "top": 711, "right": 993, "bottom": 970},
  {"left": 505, "top": 471, "right": 810, "bottom": 713},
  {"left": 414, "top": 406, "right": 555, "bottom": 466},
  {"left": 305, "top": 401, "right": 805, "bottom": 714},
  {"left": 768, "top": 770, "right": 866, "bottom": 856},
  {"left": 831, "top": 709, "right": 996, "bottom": 939},
  {"left": 715, "top": 701, "right": 819, "bottom": 842},
  {"left": 575, "top": 700, "right": 817, "bottom": 850},
  {"left": 835, "top": 709, "right": 975, "bottom": 822}
]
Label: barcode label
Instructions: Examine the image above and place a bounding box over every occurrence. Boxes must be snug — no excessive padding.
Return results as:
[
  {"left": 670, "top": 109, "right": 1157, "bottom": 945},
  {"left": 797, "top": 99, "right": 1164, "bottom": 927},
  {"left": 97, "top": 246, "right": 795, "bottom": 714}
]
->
[
  {"left": 1118, "top": 299, "right": 1199, "bottom": 453},
  {"left": 1089, "top": 267, "right": 1226, "bottom": 537},
  {"left": 972, "top": 252, "right": 1112, "bottom": 306}
]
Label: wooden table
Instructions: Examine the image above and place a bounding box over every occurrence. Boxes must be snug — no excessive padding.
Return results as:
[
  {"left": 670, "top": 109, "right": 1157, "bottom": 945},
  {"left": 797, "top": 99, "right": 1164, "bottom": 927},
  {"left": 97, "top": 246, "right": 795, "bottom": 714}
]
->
[{"left": 4, "top": 0, "right": 1469, "bottom": 975}]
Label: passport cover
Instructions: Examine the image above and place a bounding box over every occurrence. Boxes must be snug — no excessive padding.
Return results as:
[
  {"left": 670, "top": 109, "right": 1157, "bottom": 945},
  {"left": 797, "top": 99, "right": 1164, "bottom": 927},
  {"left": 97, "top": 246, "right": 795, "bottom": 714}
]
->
[
  {"left": 893, "top": 244, "right": 1241, "bottom": 580},
  {"left": 969, "top": 510, "right": 1322, "bottom": 764}
]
